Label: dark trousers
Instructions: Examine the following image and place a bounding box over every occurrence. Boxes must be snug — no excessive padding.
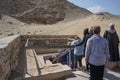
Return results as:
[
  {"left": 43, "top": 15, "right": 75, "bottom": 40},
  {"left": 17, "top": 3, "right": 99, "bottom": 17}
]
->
[
  {"left": 90, "top": 64, "right": 104, "bottom": 80},
  {"left": 86, "top": 63, "right": 90, "bottom": 70},
  {"left": 74, "top": 55, "right": 82, "bottom": 68}
]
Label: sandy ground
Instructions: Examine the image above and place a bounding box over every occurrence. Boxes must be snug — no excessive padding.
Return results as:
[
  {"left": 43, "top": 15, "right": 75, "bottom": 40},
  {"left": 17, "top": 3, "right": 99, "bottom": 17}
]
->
[
  {"left": 0, "top": 14, "right": 120, "bottom": 50},
  {"left": 0, "top": 14, "right": 120, "bottom": 38}
]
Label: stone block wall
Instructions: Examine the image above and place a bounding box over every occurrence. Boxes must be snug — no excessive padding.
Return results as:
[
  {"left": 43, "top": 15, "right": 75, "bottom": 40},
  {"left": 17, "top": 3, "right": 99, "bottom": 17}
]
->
[
  {"left": 21, "top": 35, "right": 76, "bottom": 54},
  {"left": 0, "top": 35, "right": 21, "bottom": 80},
  {"left": 21, "top": 35, "right": 76, "bottom": 48},
  {"left": 0, "top": 35, "right": 75, "bottom": 80},
  {"left": 21, "top": 35, "right": 76, "bottom": 41}
]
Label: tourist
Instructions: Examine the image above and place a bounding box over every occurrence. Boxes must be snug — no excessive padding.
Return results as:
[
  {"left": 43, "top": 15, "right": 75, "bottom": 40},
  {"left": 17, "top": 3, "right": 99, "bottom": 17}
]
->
[
  {"left": 103, "top": 23, "right": 120, "bottom": 62},
  {"left": 76, "top": 27, "right": 94, "bottom": 71},
  {"left": 71, "top": 36, "right": 83, "bottom": 70},
  {"left": 85, "top": 26, "right": 110, "bottom": 80},
  {"left": 76, "top": 28, "right": 89, "bottom": 57}
]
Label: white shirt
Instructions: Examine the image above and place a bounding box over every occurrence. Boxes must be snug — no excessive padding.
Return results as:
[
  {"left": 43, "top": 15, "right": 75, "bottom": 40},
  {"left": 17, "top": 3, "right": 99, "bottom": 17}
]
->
[
  {"left": 71, "top": 39, "right": 83, "bottom": 56},
  {"left": 85, "top": 34, "right": 110, "bottom": 66}
]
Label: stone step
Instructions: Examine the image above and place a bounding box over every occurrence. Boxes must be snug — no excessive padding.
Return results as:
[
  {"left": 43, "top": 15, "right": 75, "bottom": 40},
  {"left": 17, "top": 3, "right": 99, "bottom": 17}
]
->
[
  {"left": 45, "top": 60, "right": 53, "bottom": 65},
  {"left": 25, "top": 64, "right": 72, "bottom": 80},
  {"left": 26, "top": 49, "right": 41, "bottom": 76},
  {"left": 37, "top": 55, "right": 46, "bottom": 68}
]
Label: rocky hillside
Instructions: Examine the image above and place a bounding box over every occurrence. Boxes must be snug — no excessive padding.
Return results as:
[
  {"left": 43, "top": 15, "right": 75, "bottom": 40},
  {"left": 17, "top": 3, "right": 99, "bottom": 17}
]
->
[
  {"left": 94, "top": 12, "right": 120, "bottom": 21},
  {"left": 0, "top": 0, "right": 92, "bottom": 24}
]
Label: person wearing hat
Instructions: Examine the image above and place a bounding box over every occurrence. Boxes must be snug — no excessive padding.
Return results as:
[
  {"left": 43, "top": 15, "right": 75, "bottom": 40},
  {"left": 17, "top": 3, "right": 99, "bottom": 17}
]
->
[
  {"left": 85, "top": 26, "right": 110, "bottom": 80},
  {"left": 103, "top": 23, "right": 120, "bottom": 62}
]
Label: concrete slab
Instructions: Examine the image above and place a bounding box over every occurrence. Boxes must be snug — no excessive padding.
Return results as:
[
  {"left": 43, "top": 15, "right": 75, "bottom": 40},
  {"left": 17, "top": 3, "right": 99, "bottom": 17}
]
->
[{"left": 25, "top": 64, "right": 72, "bottom": 80}]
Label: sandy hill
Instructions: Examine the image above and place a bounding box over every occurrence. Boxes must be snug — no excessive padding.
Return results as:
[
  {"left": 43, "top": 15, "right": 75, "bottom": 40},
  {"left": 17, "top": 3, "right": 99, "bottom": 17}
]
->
[
  {"left": 0, "top": 0, "right": 120, "bottom": 40},
  {"left": 0, "top": 0, "right": 92, "bottom": 24}
]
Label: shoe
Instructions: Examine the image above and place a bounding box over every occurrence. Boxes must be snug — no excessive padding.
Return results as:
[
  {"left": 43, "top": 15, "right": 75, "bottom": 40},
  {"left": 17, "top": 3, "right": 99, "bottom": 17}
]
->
[
  {"left": 72, "top": 68, "right": 77, "bottom": 71},
  {"left": 78, "top": 67, "right": 84, "bottom": 70}
]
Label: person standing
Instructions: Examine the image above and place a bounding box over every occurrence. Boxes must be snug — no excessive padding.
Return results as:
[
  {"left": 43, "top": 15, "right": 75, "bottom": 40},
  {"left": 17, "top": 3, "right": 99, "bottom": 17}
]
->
[
  {"left": 85, "top": 26, "right": 110, "bottom": 80},
  {"left": 76, "top": 27, "right": 93, "bottom": 71},
  {"left": 103, "top": 23, "right": 120, "bottom": 62},
  {"left": 71, "top": 36, "right": 83, "bottom": 70},
  {"left": 77, "top": 28, "right": 89, "bottom": 57}
]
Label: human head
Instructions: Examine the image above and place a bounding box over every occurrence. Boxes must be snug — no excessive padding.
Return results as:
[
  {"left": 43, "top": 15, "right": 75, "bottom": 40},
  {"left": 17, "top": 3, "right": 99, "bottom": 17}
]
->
[
  {"left": 93, "top": 26, "right": 101, "bottom": 34},
  {"left": 83, "top": 28, "right": 89, "bottom": 36},
  {"left": 109, "top": 23, "right": 115, "bottom": 30},
  {"left": 89, "top": 27, "right": 94, "bottom": 35}
]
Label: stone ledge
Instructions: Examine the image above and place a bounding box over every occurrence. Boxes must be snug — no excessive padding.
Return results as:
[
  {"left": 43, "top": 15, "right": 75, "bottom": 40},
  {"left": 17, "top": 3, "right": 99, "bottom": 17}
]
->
[{"left": 0, "top": 35, "right": 20, "bottom": 45}]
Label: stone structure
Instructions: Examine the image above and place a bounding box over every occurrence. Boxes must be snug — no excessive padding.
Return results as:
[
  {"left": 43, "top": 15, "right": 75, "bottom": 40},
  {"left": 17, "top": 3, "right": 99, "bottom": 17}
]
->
[
  {"left": 0, "top": 35, "right": 21, "bottom": 80},
  {"left": 22, "top": 35, "right": 75, "bottom": 54},
  {"left": 0, "top": 35, "right": 75, "bottom": 80},
  {"left": 0, "top": 34, "right": 119, "bottom": 80},
  {"left": 25, "top": 49, "right": 72, "bottom": 80}
]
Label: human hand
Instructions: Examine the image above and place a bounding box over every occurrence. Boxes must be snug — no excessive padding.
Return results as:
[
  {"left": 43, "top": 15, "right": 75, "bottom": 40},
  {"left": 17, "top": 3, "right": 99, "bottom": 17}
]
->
[{"left": 106, "top": 58, "right": 111, "bottom": 63}]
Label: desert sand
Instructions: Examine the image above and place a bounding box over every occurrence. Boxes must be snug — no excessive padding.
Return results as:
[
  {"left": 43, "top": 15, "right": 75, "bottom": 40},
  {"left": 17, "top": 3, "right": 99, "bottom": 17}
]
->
[
  {"left": 0, "top": 13, "right": 120, "bottom": 39},
  {"left": 0, "top": 0, "right": 120, "bottom": 50}
]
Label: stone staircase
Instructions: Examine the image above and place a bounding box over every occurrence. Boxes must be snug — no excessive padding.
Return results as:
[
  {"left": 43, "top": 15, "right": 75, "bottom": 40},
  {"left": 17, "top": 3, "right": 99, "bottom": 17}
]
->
[{"left": 25, "top": 49, "right": 72, "bottom": 80}]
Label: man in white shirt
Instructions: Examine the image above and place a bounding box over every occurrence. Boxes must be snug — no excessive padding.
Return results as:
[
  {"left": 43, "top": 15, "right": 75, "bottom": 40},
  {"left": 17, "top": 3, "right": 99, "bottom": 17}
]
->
[{"left": 85, "top": 26, "right": 110, "bottom": 80}]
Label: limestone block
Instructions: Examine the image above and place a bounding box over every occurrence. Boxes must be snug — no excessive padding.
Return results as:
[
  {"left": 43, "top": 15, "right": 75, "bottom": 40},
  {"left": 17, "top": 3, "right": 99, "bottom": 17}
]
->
[
  {"left": 25, "top": 64, "right": 72, "bottom": 80},
  {"left": 37, "top": 55, "right": 46, "bottom": 68},
  {"left": 0, "top": 35, "right": 21, "bottom": 80},
  {"left": 0, "top": 35, "right": 20, "bottom": 45},
  {"left": 45, "top": 60, "right": 52, "bottom": 65}
]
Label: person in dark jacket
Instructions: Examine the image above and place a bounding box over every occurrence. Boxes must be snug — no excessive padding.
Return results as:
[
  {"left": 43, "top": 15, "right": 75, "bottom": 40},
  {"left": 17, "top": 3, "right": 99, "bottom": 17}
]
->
[
  {"left": 76, "top": 28, "right": 89, "bottom": 56},
  {"left": 76, "top": 27, "right": 93, "bottom": 71},
  {"left": 103, "top": 23, "right": 120, "bottom": 62}
]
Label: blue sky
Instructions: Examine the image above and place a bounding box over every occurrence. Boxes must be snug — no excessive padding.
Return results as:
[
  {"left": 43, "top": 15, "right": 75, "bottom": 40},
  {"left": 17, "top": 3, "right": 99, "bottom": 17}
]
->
[{"left": 67, "top": 0, "right": 120, "bottom": 15}]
